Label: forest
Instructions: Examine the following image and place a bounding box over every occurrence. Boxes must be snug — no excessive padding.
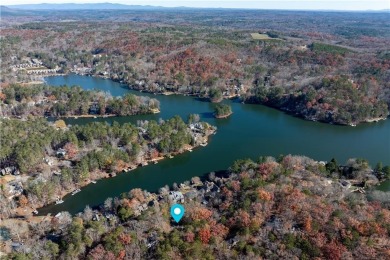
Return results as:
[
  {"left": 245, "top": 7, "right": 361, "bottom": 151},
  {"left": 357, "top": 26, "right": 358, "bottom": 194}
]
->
[
  {"left": 0, "top": 84, "right": 160, "bottom": 118},
  {"left": 0, "top": 116, "right": 215, "bottom": 211},
  {"left": 1, "top": 7, "right": 390, "bottom": 259},
  {"left": 3, "top": 155, "right": 390, "bottom": 259},
  {"left": 1, "top": 9, "right": 389, "bottom": 125}
]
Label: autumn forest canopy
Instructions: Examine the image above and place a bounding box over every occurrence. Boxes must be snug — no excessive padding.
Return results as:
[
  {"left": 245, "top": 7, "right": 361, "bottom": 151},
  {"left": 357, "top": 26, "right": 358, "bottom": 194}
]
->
[
  {"left": 1, "top": 9, "right": 389, "bottom": 125},
  {"left": 0, "top": 6, "right": 390, "bottom": 260}
]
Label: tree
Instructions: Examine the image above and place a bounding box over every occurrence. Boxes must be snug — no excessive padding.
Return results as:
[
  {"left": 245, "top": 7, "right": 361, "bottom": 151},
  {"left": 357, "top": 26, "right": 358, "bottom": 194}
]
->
[
  {"left": 117, "top": 206, "right": 133, "bottom": 222},
  {"left": 214, "top": 104, "right": 232, "bottom": 118},
  {"left": 104, "top": 197, "right": 113, "bottom": 211},
  {"left": 82, "top": 205, "right": 94, "bottom": 222},
  {"left": 322, "top": 240, "right": 346, "bottom": 260},
  {"left": 44, "top": 241, "right": 60, "bottom": 258},
  {"left": 184, "top": 231, "right": 195, "bottom": 242},
  {"left": 210, "top": 223, "right": 229, "bottom": 240},
  {"left": 188, "top": 114, "right": 200, "bottom": 124},
  {"left": 326, "top": 158, "right": 339, "bottom": 174},
  {"left": 103, "top": 227, "right": 125, "bottom": 255},
  {"left": 129, "top": 188, "right": 145, "bottom": 203},
  {"left": 375, "top": 162, "right": 383, "bottom": 172},
  {"left": 64, "top": 142, "right": 78, "bottom": 159},
  {"left": 235, "top": 210, "right": 251, "bottom": 228},
  {"left": 87, "top": 244, "right": 116, "bottom": 260},
  {"left": 54, "top": 119, "right": 67, "bottom": 129},
  {"left": 383, "top": 166, "right": 390, "bottom": 179},
  {"left": 209, "top": 88, "right": 223, "bottom": 103},
  {"left": 198, "top": 227, "right": 211, "bottom": 244},
  {"left": 64, "top": 217, "right": 87, "bottom": 257},
  {"left": 18, "top": 195, "right": 29, "bottom": 207},
  {"left": 190, "top": 207, "right": 213, "bottom": 221}
]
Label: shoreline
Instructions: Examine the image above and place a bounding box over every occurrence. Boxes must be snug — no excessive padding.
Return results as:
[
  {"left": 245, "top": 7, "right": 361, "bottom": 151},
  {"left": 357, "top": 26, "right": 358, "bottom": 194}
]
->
[
  {"left": 363, "top": 117, "right": 387, "bottom": 123},
  {"left": 214, "top": 112, "right": 233, "bottom": 119},
  {"left": 60, "top": 114, "right": 116, "bottom": 119},
  {"left": 2, "top": 110, "right": 161, "bottom": 120},
  {"left": 37, "top": 72, "right": 389, "bottom": 127},
  {"left": 31, "top": 126, "right": 216, "bottom": 215},
  {"left": 21, "top": 73, "right": 388, "bottom": 127}
]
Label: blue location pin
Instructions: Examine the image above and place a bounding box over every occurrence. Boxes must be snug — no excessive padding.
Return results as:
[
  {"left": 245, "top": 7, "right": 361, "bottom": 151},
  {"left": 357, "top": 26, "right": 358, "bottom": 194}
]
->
[{"left": 170, "top": 204, "right": 185, "bottom": 223}]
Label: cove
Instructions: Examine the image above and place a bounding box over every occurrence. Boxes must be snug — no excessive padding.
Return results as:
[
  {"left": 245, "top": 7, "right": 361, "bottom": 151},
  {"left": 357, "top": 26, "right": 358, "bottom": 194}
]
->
[{"left": 39, "top": 74, "right": 390, "bottom": 215}]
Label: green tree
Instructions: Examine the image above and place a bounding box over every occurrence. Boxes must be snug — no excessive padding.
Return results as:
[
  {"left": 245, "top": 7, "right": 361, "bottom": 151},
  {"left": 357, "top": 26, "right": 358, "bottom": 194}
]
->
[
  {"left": 209, "top": 88, "right": 223, "bottom": 103},
  {"left": 375, "top": 162, "right": 383, "bottom": 172},
  {"left": 326, "top": 158, "right": 339, "bottom": 174},
  {"left": 103, "top": 227, "right": 125, "bottom": 254},
  {"left": 117, "top": 206, "right": 133, "bottom": 222},
  {"left": 214, "top": 104, "right": 232, "bottom": 118},
  {"left": 383, "top": 166, "right": 390, "bottom": 179}
]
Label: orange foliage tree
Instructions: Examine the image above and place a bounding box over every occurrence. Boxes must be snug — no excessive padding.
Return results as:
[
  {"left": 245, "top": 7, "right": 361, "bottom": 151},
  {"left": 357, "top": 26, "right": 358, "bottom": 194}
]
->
[
  {"left": 18, "top": 195, "right": 29, "bottom": 207},
  {"left": 64, "top": 142, "right": 78, "bottom": 159},
  {"left": 198, "top": 226, "right": 211, "bottom": 244},
  {"left": 190, "top": 207, "right": 213, "bottom": 221}
]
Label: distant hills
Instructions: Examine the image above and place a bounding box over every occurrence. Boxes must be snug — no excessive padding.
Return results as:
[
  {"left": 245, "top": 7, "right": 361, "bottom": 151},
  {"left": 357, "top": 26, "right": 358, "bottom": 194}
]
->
[
  {"left": 5, "top": 3, "right": 169, "bottom": 10},
  {"left": 3, "top": 3, "right": 390, "bottom": 12},
  {"left": 0, "top": 5, "right": 36, "bottom": 15}
]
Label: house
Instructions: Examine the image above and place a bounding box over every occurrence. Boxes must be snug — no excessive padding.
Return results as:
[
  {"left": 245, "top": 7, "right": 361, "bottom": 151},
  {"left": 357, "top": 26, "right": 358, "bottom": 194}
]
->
[
  {"left": 340, "top": 180, "right": 352, "bottom": 189},
  {"left": 53, "top": 171, "right": 61, "bottom": 176},
  {"left": 179, "top": 183, "right": 189, "bottom": 189},
  {"left": 184, "top": 190, "right": 198, "bottom": 200},
  {"left": 228, "top": 236, "right": 240, "bottom": 248},
  {"left": 146, "top": 232, "right": 158, "bottom": 248},
  {"left": 191, "top": 177, "right": 203, "bottom": 186},
  {"left": 137, "top": 203, "right": 148, "bottom": 212},
  {"left": 168, "top": 191, "right": 184, "bottom": 203},
  {"left": 11, "top": 242, "right": 23, "bottom": 250},
  {"left": 56, "top": 148, "right": 67, "bottom": 158},
  {"left": 93, "top": 214, "right": 100, "bottom": 221},
  {"left": 44, "top": 158, "right": 54, "bottom": 166},
  {"left": 137, "top": 127, "right": 147, "bottom": 134},
  {"left": 58, "top": 160, "right": 72, "bottom": 168},
  {"left": 265, "top": 215, "right": 283, "bottom": 231},
  {"left": 31, "top": 58, "right": 42, "bottom": 65},
  {"left": 189, "top": 123, "right": 204, "bottom": 132},
  {"left": 148, "top": 199, "right": 158, "bottom": 207},
  {"left": 105, "top": 213, "right": 115, "bottom": 220},
  {"left": 26, "top": 100, "right": 36, "bottom": 107},
  {"left": 201, "top": 181, "right": 220, "bottom": 193},
  {"left": 89, "top": 103, "right": 99, "bottom": 114},
  {"left": 0, "top": 167, "right": 18, "bottom": 176},
  {"left": 0, "top": 176, "right": 15, "bottom": 187},
  {"left": 6, "top": 182, "right": 23, "bottom": 199}
]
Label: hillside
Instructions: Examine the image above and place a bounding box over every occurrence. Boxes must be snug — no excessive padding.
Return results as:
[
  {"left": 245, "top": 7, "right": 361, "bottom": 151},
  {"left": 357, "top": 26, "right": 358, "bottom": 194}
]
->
[
  {"left": 0, "top": 6, "right": 35, "bottom": 16},
  {"left": 1, "top": 10, "right": 389, "bottom": 125},
  {"left": 3, "top": 155, "right": 389, "bottom": 259},
  {"left": 6, "top": 3, "right": 164, "bottom": 10}
]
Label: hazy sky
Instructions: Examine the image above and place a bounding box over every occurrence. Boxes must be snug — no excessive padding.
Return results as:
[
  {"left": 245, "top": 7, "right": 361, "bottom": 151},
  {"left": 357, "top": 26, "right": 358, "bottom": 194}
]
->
[{"left": 3, "top": 0, "right": 390, "bottom": 11}]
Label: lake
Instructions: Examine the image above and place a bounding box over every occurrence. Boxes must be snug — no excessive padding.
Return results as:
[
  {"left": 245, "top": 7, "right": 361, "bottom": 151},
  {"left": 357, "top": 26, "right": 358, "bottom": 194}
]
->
[{"left": 39, "top": 74, "right": 390, "bottom": 215}]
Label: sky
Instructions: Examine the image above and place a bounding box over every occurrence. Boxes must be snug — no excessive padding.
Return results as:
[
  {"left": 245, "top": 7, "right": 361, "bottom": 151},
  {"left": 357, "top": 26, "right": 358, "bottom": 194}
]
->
[{"left": 3, "top": 0, "right": 390, "bottom": 11}]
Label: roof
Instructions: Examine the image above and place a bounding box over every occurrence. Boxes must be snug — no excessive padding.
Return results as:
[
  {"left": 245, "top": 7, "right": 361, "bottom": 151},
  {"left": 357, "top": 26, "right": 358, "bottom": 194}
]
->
[
  {"left": 184, "top": 191, "right": 197, "bottom": 199},
  {"left": 0, "top": 175, "right": 16, "bottom": 185},
  {"left": 168, "top": 191, "right": 184, "bottom": 202}
]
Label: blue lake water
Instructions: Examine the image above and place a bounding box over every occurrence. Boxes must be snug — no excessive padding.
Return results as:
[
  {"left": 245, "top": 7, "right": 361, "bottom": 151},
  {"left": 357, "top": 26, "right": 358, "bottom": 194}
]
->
[{"left": 39, "top": 74, "right": 390, "bottom": 214}]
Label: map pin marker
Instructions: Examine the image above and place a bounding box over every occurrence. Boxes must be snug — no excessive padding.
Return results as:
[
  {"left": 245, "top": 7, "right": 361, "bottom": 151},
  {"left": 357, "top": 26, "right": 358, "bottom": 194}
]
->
[{"left": 170, "top": 204, "right": 185, "bottom": 223}]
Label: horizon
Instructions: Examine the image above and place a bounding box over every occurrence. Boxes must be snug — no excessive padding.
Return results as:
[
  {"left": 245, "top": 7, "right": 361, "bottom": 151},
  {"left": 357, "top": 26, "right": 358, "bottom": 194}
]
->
[{"left": 3, "top": 1, "right": 390, "bottom": 11}]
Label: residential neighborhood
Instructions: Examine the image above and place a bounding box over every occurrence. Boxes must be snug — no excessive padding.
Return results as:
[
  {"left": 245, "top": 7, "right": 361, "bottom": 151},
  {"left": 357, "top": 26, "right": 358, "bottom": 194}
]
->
[{"left": 10, "top": 58, "right": 60, "bottom": 75}]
